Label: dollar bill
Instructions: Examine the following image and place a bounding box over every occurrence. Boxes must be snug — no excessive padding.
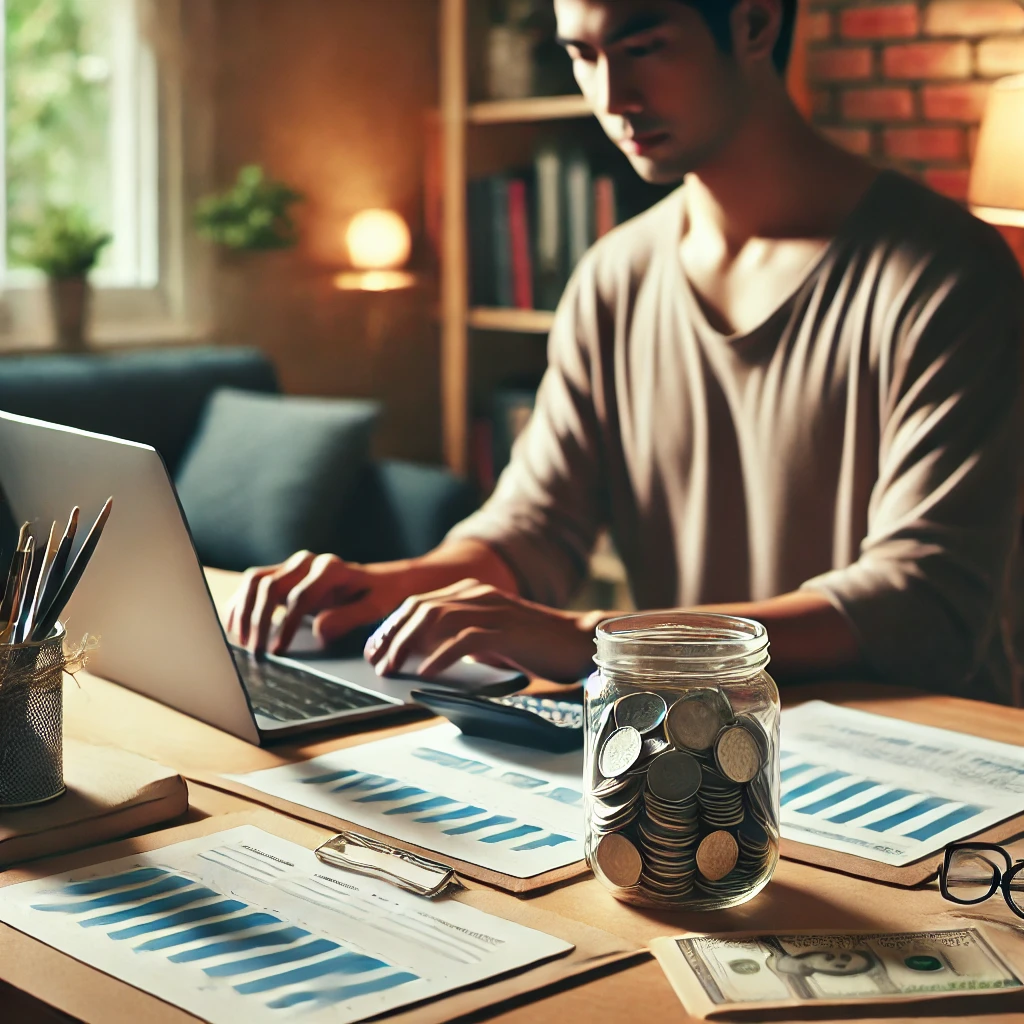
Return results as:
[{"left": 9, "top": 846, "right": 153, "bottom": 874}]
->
[{"left": 651, "top": 927, "right": 1022, "bottom": 1018}]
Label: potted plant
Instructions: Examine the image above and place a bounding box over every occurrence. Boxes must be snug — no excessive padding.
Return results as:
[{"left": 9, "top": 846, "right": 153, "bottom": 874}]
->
[
  {"left": 15, "top": 206, "right": 111, "bottom": 351},
  {"left": 194, "top": 165, "right": 303, "bottom": 251}
]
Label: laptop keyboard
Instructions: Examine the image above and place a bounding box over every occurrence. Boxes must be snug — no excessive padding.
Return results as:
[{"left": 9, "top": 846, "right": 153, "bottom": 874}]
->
[{"left": 230, "top": 647, "right": 392, "bottom": 723}]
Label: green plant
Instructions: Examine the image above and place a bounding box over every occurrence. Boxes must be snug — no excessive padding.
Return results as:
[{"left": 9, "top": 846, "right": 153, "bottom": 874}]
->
[
  {"left": 194, "top": 165, "right": 304, "bottom": 251},
  {"left": 12, "top": 205, "right": 111, "bottom": 278}
]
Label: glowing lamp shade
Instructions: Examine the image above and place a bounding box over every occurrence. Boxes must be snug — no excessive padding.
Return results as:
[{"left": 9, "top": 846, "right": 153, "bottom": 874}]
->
[
  {"left": 345, "top": 209, "right": 412, "bottom": 271},
  {"left": 969, "top": 75, "right": 1024, "bottom": 229}
]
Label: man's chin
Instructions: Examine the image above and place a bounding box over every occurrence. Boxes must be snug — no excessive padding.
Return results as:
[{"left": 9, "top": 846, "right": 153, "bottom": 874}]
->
[{"left": 625, "top": 152, "right": 689, "bottom": 186}]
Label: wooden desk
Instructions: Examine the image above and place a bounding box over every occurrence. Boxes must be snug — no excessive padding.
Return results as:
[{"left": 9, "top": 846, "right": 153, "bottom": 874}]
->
[{"left": 5, "top": 570, "right": 1024, "bottom": 1022}]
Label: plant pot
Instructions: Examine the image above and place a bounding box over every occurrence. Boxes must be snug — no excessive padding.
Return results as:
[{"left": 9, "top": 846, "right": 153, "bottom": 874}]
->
[{"left": 48, "top": 276, "right": 91, "bottom": 351}]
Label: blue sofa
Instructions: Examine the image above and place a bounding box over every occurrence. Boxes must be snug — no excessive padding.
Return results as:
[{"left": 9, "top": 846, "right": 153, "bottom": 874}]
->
[{"left": 0, "top": 346, "right": 477, "bottom": 570}]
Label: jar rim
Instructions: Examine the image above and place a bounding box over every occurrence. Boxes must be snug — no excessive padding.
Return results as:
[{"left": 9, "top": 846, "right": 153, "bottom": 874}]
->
[{"left": 594, "top": 610, "right": 769, "bottom": 674}]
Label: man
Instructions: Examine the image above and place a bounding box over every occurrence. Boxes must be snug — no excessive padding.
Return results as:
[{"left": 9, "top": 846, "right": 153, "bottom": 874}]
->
[{"left": 229, "top": 0, "right": 1024, "bottom": 702}]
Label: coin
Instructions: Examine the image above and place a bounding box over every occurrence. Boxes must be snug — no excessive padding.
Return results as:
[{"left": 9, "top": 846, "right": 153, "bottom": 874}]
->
[
  {"left": 614, "top": 692, "right": 667, "bottom": 735},
  {"left": 594, "top": 833, "right": 643, "bottom": 888},
  {"left": 646, "top": 750, "right": 702, "bottom": 803},
  {"left": 715, "top": 725, "right": 762, "bottom": 783},
  {"left": 665, "top": 690, "right": 731, "bottom": 752},
  {"left": 599, "top": 726, "right": 643, "bottom": 778},
  {"left": 696, "top": 830, "right": 739, "bottom": 882}
]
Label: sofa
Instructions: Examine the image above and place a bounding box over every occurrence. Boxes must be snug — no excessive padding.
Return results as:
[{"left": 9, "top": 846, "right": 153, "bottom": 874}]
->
[{"left": 0, "top": 346, "right": 477, "bottom": 571}]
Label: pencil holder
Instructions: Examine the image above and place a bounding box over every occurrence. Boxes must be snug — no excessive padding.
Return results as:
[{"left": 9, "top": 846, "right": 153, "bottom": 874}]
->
[{"left": 0, "top": 622, "right": 66, "bottom": 808}]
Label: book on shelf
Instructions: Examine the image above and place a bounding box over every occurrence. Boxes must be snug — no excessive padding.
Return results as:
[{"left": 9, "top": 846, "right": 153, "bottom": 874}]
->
[
  {"left": 468, "top": 147, "right": 632, "bottom": 315},
  {"left": 470, "top": 386, "right": 538, "bottom": 490}
]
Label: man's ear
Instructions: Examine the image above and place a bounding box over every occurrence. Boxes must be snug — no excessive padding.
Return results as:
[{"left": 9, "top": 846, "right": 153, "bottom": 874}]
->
[{"left": 731, "top": 0, "right": 783, "bottom": 67}]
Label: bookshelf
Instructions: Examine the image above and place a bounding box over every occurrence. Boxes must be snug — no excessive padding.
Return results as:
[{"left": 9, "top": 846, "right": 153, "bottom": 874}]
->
[{"left": 467, "top": 94, "right": 592, "bottom": 125}]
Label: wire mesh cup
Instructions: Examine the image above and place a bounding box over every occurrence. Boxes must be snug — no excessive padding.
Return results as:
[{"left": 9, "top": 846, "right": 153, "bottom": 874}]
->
[{"left": 0, "top": 622, "right": 66, "bottom": 808}]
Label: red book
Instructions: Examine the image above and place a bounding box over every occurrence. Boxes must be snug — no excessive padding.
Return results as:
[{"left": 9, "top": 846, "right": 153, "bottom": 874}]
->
[
  {"left": 507, "top": 178, "right": 534, "bottom": 310},
  {"left": 594, "top": 175, "right": 617, "bottom": 239}
]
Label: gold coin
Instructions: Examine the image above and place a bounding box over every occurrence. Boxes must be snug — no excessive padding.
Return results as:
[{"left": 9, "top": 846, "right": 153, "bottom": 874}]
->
[
  {"left": 715, "top": 726, "right": 763, "bottom": 783},
  {"left": 594, "top": 833, "right": 643, "bottom": 888},
  {"left": 696, "top": 830, "right": 739, "bottom": 882}
]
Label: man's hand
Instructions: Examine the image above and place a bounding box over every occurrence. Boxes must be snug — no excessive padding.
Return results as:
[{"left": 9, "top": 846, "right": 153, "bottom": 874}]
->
[
  {"left": 226, "top": 550, "right": 407, "bottom": 655},
  {"left": 363, "top": 579, "right": 605, "bottom": 684}
]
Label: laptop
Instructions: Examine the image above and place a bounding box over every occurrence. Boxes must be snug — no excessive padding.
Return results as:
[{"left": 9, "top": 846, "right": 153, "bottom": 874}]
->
[{"left": 0, "top": 411, "right": 524, "bottom": 744}]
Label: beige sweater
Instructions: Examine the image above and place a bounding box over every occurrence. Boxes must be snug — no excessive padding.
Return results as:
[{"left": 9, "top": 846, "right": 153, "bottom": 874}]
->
[{"left": 448, "top": 172, "right": 1024, "bottom": 703}]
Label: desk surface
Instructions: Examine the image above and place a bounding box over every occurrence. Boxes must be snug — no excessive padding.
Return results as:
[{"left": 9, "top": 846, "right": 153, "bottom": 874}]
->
[{"left": 5, "top": 569, "right": 1024, "bottom": 1024}]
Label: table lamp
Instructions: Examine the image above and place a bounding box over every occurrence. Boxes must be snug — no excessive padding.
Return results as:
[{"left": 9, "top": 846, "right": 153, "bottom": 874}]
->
[
  {"left": 334, "top": 208, "right": 417, "bottom": 292},
  {"left": 969, "top": 74, "right": 1024, "bottom": 229}
]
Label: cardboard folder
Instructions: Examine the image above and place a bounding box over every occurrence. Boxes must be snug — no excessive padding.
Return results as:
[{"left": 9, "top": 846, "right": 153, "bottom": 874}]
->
[{"left": 0, "top": 808, "right": 642, "bottom": 1024}]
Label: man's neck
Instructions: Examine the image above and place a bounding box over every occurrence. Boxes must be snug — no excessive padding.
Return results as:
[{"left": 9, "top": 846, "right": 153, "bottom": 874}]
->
[{"left": 684, "top": 86, "right": 879, "bottom": 253}]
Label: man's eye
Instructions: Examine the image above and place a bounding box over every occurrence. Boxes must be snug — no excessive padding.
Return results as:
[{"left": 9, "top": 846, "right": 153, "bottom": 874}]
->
[{"left": 625, "top": 39, "right": 665, "bottom": 58}]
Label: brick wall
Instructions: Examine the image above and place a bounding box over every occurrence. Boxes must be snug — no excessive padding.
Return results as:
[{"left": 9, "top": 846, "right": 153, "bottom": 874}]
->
[{"left": 806, "top": 0, "right": 1024, "bottom": 203}]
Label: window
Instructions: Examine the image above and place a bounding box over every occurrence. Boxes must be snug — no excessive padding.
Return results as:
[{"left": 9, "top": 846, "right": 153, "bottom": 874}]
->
[{"left": 1, "top": 0, "right": 177, "bottom": 341}]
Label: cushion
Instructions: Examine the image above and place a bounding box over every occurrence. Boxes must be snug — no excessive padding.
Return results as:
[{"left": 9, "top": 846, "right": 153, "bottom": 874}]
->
[{"left": 175, "top": 388, "right": 380, "bottom": 571}]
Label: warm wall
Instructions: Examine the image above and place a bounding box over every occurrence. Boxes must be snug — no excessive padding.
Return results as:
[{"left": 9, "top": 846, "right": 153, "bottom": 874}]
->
[
  {"left": 204, "top": 0, "right": 443, "bottom": 463},
  {"left": 804, "top": 0, "right": 1024, "bottom": 204}
]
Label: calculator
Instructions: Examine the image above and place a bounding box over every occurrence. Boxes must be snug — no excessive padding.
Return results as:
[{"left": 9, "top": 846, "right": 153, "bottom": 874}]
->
[{"left": 411, "top": 688, "right": 584, "bottom": 752}]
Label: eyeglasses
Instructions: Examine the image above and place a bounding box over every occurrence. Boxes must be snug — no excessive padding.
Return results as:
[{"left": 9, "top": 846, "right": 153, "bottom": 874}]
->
[{"left": 938, "top": 843, "right": 1024, "bottom": 919}]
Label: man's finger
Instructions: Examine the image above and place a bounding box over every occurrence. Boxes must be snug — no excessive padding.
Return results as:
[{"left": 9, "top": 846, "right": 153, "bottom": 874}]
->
[
  {"left": 417, "top": 627, "right": 505, "bottom": 680},
  {"left": 273, "top": 559, "right": 364, "bottom": 654},
  {"left": 313, "top": 599, "right": 382, "bottom": 647},
  {"left": 235, "top": 551, "right": 315, "bottom": 647}
]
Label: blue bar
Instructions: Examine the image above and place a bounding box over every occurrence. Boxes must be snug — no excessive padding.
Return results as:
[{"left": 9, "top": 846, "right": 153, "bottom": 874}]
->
[
  {"left": 33, "top": 876, "right": 195, "bottom": 914},
  {"left": 513, "top": 833, "right": 575, "bottom": 851},
  {"left": 267, "top": 971, "right": 420, "bottom": 1009},
  {"left": 781, "top": 771, "right": 848, "bottom": 806},
  {"left": 412, "top": 747, "right": 489, "bottom": 773},
  {"left": 109, "top": 900, "right": 246, "bottom": 940},
  {"left": 354, "top": 786, "right": 426, "bottom": 804},
  {"left": 414, "top": 805, "right": 484, "bottom": 823},
  {"left": 480, "top": 824, "right": 541, "bottom": 844},
  {"left": 796, "top": 780, "right": 877, "bottom": 816},
  {"left": 499, "top": 772, "right": 546, "bottom": 790},
  {"left": 780, "top": 762, "right": 816, "bottom": 783},
  {"left": 906, "top": 805, "right": 983, "bottom": 841},
  {"left": 865, "top": 796, "right": 950, "bottom": 833},
  {"left": 827, "top": 788, "right": 912, "bottom": 824},
  {"left": 202, "top": 938, "right": 339, "bottom": 977},
  {"left": 169, "top": 926, "right": 310, "bottom": 963},
  {"left": 233, "top": 952, "right": 389, "bottom": 994},
  {"left": 443, "top": 814, "right": 515, "bottom": 836},
  {"left": 545, "top": 788, "right": 584, "bottom": 806},
  {"left": 384, "top": 796, "right": 455, "bottom": 816},
  {"left": 82, "top": 887, "right": 219, "bottom": 928},
  {"left": 301, "top": 769, "right": 358, "bottom": 785},
  {"left": 134, "top": 912, "right": 280, "bottom": 952},
  {"left": 331, "top": 775, "right": 393, "bottom": 793},
  {"left": 56, "top": 868, "right": 168, "bottom": 896}
]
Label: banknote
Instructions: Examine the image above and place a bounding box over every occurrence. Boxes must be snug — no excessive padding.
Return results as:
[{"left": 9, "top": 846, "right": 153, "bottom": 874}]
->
[{"left": 651, "top": 927, "right": 1022, "bottom": 1017}]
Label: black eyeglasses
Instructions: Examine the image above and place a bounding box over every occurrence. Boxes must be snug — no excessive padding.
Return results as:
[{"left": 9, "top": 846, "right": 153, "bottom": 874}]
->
[{"left": 938, "top": 843, "right": 1024, "bottom": 919}]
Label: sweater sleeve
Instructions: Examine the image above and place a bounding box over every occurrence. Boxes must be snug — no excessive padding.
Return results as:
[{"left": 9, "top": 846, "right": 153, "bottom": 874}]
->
[
  {"left": 802, "top": 248, "right": 1024, "bottom": 696},
  {"left": 445, "top": 262, "right": 605, "bottom": 607}
]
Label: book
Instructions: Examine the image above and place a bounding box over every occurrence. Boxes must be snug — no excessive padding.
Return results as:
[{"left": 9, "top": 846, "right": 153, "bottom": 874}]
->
[
  {"left": 507, "top": 178, "right": 534, "bottom": 310},
  {"left": 565, "top": 151, "right": 593, "bottom": 273},
  {"left": 0, "top": 740, "right": 188, "bottom": 867},
  {"left": 534, "top": 145, "right": 565, "bottom": 311},
  {"left": 468, "top": 177, "right": 497, "bottom": 307},
  {"left": 491, "top": 176, "right": 514, "bottom": 308},
  {"left": 492, "top": 387, "right": 537, "bottom": 475},
  {"left": 594, "top": 174, "right": 617, "bottom": 238}
]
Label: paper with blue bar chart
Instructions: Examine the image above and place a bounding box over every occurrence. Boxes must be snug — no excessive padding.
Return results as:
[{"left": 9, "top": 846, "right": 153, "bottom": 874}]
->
[
  {"left": 780, "top": 702, "right": 1024, "bottom": 866},
  {"left": 224, "top": 724, "right": 584, "bottom": 878},
  {"left": 0, "top": 825, "right": 573, "bottom": 1024}
]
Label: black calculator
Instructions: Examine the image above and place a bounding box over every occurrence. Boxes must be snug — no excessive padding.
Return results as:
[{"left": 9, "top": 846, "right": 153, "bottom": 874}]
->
[{"left": 411, "top": 688, "right": 584, "bottom": 752}]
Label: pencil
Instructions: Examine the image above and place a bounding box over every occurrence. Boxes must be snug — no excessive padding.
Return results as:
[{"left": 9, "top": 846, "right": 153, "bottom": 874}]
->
[
  {"left": 33, "top": 507, "right": 78, "bottom": 635},
  {"left": 0, "top": 534, "right": 35, "bottom": 645},
  {"left": 0, "top": 522, "right": 31, "bottom": 632}
]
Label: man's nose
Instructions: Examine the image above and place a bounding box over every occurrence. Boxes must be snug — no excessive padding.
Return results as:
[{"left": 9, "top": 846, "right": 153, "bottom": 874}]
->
[{"left": 594, "top": 54, "right": 644, "bottom": 118}]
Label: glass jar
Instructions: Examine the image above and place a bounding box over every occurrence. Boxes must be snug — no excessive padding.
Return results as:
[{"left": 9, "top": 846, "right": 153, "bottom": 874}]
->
[{"left": 585, "top": 611, "right": 780, "bottom": 910}]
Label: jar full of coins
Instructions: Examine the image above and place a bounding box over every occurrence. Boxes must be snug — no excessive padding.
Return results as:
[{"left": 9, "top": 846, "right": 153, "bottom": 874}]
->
[{"left": 585, "top": 611, "right": 780, "bottom": 910}]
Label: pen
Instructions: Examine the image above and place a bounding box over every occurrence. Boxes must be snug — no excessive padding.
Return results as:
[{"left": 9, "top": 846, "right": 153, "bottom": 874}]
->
[
  {"left": 0, "top": 522, "right": 30, "bottom": 633},
  {"left": 32, "top": 498, "right": 112, "bottom": 642},
  {"left": 33, "top": 506, "right": 78, "bottom": 633},
  {"left": 16, "top": 520, "right": 59, "bottom": 644},
  {"left": 0, "top": 534, "right": 35, "bottom": 644}
]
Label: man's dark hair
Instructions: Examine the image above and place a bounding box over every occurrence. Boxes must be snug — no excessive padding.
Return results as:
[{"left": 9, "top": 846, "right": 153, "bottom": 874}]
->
[{"left": 682, "top": 0, "right": 798, "bottom": 73}]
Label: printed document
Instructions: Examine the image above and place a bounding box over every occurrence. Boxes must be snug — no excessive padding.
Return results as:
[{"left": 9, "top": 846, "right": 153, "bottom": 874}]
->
[
  {"left": 781, "top": 701, "right": 1024, "bottom": 865},
  {"left": 0, "top": 825, "right": 573, "bottom": 1024},
  {"left": 225, "top": 724, "right": 585, "bottom": 878}
]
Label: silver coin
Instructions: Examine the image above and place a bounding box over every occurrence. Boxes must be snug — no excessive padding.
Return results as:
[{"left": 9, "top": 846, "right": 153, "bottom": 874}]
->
[
  {"left": 665, "top": 689, "right": 732, "bottom": 752},
  {"left": 599, "top": 726, "right": 643, "bottom": 778},
  {"left": 646, "top": 750, "right": 702, "bottom": 803},
  {"left": 614, "top": 692, "right": 668, "bottom": 735}
]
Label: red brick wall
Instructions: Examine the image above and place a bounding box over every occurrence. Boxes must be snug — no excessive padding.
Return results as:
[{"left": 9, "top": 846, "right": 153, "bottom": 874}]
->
[{"left": 806, "top": 0, "right": 1024, "bottom": 203}]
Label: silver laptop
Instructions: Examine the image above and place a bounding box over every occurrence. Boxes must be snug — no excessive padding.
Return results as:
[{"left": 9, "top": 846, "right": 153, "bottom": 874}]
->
[{"left": 0, "top": 411, "right": 523, "bottom": 744}]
